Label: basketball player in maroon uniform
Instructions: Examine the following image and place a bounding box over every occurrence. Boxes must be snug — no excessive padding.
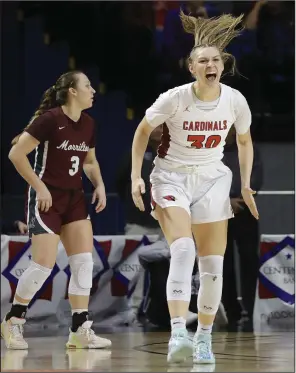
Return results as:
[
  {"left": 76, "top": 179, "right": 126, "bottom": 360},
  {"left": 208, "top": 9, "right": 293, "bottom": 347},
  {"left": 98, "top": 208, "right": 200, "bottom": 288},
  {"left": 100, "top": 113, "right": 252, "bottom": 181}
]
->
[{"left": 1, "top": 71, "right": 112, "bottom": 350}]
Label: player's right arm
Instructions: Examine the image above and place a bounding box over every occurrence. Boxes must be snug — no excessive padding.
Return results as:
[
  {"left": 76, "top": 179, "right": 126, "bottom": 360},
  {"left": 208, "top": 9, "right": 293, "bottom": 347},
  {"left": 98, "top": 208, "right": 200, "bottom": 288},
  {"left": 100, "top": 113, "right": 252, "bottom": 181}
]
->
[
  {"left": 131, "top": 117, "right": 154, "bottom": 211},
  {"left": 8, "top": 113, "right": 54, "bottom": 212},
  {"left": 131, "top": 90, "right": 179, "bottom": 211},
  {"left": 9, "top": 133, "right": 52, "bottom": 212}
]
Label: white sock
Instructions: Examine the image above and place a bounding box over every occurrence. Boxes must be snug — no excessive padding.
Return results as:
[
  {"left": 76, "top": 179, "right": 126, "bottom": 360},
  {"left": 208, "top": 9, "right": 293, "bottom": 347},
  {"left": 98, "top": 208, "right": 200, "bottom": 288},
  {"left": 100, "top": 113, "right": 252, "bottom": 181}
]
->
[
  {"left": 197, "top": 322, "right": 213, "bottom": 335},
  {"left": 13, "top": 299, "right": 29, "bottom": 306},
  {"left": 71, "top": 308, "right": 88, "bottom": 315},
  {"left": 171, "top": 317, "right": 186, "bottom": 330}
]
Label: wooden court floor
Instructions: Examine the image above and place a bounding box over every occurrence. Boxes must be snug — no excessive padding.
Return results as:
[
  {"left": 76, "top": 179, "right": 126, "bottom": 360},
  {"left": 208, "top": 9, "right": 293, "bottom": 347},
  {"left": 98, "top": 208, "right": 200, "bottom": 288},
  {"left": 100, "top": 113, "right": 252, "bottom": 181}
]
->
[{"left": 1, "top": 331, "right": 294, "bottom": 372}]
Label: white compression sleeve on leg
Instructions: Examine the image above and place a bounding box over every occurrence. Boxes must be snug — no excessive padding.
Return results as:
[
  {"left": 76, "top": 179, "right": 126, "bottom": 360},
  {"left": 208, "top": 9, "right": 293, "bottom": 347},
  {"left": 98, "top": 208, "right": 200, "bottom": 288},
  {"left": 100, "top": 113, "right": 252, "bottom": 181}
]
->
[
  {"left": 15, "top": 261, "right": 52, "bottom": 300},
  {"left": 68, "top": 253, "right": 93, "bottom": 296},
  {"left": 167, "top": 237, "right": 196, "bottom": 302},
  {"left": 197, "top": 255, "right": 224, "bottom": 315}
]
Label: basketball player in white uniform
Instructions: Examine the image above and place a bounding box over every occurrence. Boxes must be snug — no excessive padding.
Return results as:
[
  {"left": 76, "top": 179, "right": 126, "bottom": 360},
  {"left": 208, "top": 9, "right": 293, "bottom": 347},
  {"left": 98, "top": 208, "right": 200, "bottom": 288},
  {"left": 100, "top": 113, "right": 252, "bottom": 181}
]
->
[{"left": 131, "top": 12, "right": 259, "bottom": 365}]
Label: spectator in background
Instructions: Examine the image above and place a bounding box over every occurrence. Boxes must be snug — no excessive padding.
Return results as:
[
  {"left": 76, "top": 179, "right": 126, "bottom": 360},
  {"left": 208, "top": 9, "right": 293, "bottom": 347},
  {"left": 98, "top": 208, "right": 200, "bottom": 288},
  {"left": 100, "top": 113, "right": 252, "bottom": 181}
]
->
[
  {"left": 116, "top": 126, "right": 163, "bottom": 323},
  {"left": 225, "top": 1, "right": 265, "bottom": 112},
  {"left": 222, "top": 127, "right": 263, "bottom": 330},
  {"left": 121, "top": 2, "right": 158, "bottom": 117},
  {"left": 1, "top": 218, "right": 28, "bottom": 235},
  {"left": 153, "top": 1, "right": 180, "bottom": 32},
  {"left": 256, "top": 1, "right": 295, "bottom": 114},
  {"left": 116, "top": 125, "right": 163, "bottom": 236}
]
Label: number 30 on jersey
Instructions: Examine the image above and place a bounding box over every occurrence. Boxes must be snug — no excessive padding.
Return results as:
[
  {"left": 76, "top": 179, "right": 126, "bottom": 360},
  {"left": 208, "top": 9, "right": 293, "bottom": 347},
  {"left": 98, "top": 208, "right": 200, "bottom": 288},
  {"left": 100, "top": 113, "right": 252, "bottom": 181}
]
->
[{"left": 187, "top": 135, "right": 221, "bottom": 149}]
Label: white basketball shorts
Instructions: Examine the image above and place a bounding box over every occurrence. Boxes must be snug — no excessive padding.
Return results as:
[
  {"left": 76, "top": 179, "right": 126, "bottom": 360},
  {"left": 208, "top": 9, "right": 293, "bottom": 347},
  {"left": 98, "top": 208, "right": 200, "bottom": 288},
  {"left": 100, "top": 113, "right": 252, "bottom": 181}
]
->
[{"left": 150, "top": 161, "right": 234, "bottom": 224}]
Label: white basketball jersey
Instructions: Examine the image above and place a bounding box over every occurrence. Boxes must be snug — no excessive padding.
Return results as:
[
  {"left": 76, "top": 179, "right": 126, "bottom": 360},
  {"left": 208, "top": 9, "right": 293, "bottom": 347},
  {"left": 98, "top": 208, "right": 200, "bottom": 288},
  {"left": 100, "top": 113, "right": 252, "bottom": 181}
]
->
[{"left": 146, "top": 83, "right": 251, "bottom": 167}]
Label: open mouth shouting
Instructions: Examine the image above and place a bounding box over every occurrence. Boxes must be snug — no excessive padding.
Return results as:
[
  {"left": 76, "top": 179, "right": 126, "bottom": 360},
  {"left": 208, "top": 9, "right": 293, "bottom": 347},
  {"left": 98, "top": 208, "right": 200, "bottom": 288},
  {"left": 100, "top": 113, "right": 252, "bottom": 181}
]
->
[{"left": 205, "top": 72, "right": 217, "bottom": 82}]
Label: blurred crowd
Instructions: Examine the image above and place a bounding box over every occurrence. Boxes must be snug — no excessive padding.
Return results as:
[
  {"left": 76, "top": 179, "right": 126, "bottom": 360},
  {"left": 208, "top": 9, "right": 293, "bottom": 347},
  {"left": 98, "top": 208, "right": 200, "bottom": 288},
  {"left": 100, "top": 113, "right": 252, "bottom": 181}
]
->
[{"left": 20, "top": 1, "right": 295, "bottom": 122}]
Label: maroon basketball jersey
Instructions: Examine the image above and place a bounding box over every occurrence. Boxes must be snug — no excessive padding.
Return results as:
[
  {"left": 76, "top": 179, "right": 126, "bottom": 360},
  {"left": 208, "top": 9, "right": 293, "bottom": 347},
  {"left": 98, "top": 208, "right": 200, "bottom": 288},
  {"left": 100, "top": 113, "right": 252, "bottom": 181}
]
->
[{"left": 25, "top": 107, "right": 95, "bottom": 189}]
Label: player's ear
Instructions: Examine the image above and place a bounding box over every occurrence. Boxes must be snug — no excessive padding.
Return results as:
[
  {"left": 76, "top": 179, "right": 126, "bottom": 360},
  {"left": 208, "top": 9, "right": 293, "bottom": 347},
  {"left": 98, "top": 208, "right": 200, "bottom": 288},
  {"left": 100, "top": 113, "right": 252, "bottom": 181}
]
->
[
  {"left": 69, "top": 87, "right": 77, "bottom": 97},
  {"left": 188, "top": 62, "right": 195, "bottom": 77}
]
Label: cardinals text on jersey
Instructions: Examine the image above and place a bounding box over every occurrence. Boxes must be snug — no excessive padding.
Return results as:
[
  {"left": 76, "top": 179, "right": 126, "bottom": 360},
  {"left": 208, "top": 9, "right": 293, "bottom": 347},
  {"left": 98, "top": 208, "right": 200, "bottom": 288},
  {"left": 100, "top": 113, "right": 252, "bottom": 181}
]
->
[{"left": 146, "top": 83, "right": 251, "bottom": 167}]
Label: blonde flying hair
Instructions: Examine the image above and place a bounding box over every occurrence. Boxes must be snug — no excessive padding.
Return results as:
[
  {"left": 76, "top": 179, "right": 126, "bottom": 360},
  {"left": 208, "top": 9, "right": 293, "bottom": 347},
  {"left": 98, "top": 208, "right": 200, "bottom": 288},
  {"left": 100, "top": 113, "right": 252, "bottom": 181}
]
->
[{"left": 180, "top": 10, "right": 244, "bottom": 76}]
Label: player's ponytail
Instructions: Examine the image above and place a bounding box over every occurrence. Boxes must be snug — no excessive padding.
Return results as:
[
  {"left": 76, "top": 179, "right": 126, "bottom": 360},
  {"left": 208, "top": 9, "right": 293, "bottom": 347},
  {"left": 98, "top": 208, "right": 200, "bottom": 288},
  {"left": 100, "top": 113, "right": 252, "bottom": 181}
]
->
[
  {"left": 11, "top": 70, "right": 82, "bottom": 146},
  {"left": 180, "top": 10, "right": 244, "bottom": 76},
  {"left": 32, "top": 86, "right": 57, "bottom": 119},
  {"left": 11, "top": 86, "right": 57, "bottom": 145}
]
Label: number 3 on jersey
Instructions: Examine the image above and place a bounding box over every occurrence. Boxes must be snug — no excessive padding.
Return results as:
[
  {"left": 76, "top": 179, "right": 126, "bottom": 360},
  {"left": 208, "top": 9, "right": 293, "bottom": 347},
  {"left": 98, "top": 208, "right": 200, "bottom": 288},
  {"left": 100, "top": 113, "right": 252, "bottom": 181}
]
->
[
  {"left": 69, "top": 156, "right": 79, "bottom": 176},
  {"left": 187, "top": 135, "right": 221, "bottom": 149}
]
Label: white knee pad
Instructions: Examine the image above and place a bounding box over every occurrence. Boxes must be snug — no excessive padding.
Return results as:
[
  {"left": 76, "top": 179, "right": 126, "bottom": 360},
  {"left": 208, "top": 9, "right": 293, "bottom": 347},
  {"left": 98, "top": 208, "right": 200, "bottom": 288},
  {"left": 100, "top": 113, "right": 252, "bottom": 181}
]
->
[
  {"left": 197, "top": 255, "right": 224, "bottom": 315},
  {"left": 16, "top": 261, "right": 52, "bottom": 300},
  {"left": 167, "top": 237, "right": 196, "bottom": 302},
  {"left": 68, "top": 253, "right": 93, "bottom": 296}
]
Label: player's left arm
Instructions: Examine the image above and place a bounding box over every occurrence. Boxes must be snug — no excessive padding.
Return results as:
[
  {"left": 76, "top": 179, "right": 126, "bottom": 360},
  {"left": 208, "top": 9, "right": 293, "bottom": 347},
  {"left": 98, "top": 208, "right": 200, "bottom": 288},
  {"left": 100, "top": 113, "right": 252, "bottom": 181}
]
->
[
  {"left": 236, "top": 129, "right": 253, "bottom": 190},
  {"left": 237, "top": 130, "right": 259, "bottom": 220},
  {"left": 234, "top": 90, "right": 259, "bottom": 220},
  {"left": 83, "top": 148, "right": 106, "bottom": 212}
]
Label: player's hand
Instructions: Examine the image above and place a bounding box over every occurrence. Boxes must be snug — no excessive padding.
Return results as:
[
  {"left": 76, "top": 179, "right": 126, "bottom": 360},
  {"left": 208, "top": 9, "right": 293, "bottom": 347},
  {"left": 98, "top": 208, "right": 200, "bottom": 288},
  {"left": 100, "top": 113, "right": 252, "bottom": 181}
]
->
[
  {"left": 241, "top": 187, "right": 259, "bottom": 220},
  {"left": 36, "top": 184, "right": 52, "bottom": 212},
  {"left": 131, "top": 177, "right": 146, "bottom": 211},
  {"left": 92, "top": 184, "right": 106, "bottom": 213}
]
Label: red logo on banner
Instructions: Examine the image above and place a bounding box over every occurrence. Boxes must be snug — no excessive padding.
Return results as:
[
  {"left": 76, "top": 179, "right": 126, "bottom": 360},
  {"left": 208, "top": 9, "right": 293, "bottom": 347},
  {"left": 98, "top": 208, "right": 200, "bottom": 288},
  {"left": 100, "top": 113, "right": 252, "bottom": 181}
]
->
[{"left": 259, "top": 242, "right": 277, "bottom": 300}]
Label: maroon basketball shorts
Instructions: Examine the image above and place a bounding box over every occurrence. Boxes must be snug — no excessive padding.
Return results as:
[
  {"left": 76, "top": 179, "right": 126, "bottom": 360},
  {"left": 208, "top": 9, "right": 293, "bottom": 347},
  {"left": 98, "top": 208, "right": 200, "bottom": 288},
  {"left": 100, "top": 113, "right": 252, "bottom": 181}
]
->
[{"left": 26, "top": 184, "right": 90, "bottom": 237}]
